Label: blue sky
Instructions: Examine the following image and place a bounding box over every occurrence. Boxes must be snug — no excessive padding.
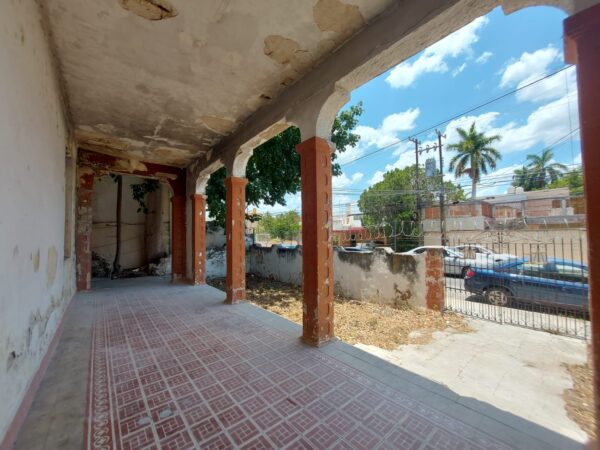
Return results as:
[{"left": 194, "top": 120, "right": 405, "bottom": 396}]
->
[{"left": 262, "top": 6, "right": 580, "bottom": 216}]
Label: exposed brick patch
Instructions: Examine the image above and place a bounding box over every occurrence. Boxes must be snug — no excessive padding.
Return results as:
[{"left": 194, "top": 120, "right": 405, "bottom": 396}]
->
[
  {"left": 296, "top": 137, "right": 335, "bottom": 345},
  {"left": 425, "top": 248, "right": 445, "bottom": 310}
]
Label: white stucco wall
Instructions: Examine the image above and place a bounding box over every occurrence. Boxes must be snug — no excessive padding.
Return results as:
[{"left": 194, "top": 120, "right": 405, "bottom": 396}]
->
[
  {"left": 207, "top": 225, "right": 227, "bottom": 249},
  {"left": 92, "top": 175, "right": 171, "bottom": 271},
  {"left": 211, "top": 246, "right": 429, "bottom": 308},
  {"left": 333, "top": 249, "right": 428, "bottom": 308},
  {"left": 0, "top": 0, "right": 75, "bottom": 442},
  {"left": 248, "top": 247, "right": 304, "bottom": 285}
]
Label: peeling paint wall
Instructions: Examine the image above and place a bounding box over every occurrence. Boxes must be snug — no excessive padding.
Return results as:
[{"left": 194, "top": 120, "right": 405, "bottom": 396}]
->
[
  {"left": 0, "top": 0, "right": 75, "bottom": 442},
  {"left": 92, "top": 175, "right": 170, "bottom": 271},
  {"left": 205, "top": 246, "right": 431, "bottom": 309},
  {"left": 247, "top": 246, "right": 428, "bottom": 308},
  {"left": 333, "top": 249, "right": 427, "bottom": 309}
]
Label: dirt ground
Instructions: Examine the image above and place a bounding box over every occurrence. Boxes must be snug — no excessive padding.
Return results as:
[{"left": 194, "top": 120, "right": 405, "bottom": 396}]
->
[
  {"left": 564, "top": 353, "right": 596, "bottom": 440},
  {"left": 207, "top": 274, "right": 471, "bottom": 350}
]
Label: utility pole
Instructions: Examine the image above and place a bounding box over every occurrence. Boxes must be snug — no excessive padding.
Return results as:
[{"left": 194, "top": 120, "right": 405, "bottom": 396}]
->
[
  {"left": 436, "top": 129, "right": 447, "bottom": 246},
  {"left": 409, "top": 137, "right": 421, "bottom": 226}
]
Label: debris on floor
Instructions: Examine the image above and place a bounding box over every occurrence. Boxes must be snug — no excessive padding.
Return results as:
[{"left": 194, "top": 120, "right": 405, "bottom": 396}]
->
[
  {"left": 564, "top": 350, "right": 596, "bottom": 440},
  {"left": 207, "top": 275, "right": 471, "bottom": 350}
]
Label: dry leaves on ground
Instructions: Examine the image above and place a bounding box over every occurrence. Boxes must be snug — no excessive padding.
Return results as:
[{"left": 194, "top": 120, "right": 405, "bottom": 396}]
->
[
  {"left": 564, "top": 351, "right": 596, "bottom": 440},
  {"left": 208, "top": 275, "right": 471, "bottom": 350}
]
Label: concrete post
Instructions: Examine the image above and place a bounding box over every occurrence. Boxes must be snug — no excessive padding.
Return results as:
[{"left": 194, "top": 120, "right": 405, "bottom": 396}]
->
[
  {"left": 76, "top": 167, "right": 95, "bottom": 291},
  {"left": 192, "top": 194, "right": 207, "bottom": 285},
  {"left": 424, "top": 248, "right": 445, "bottom": 310},
  {"left": 564, "top": 4, "right": 600, "bottom": 443},
  {"left": 296, "top": 137, "right": 334, "bottom": 346},
  {"left": 225, "top": 176, "right": 248, "bottom": 304},
  {"left": 170, "top": 195, "right": 187, "bottom": 282}
]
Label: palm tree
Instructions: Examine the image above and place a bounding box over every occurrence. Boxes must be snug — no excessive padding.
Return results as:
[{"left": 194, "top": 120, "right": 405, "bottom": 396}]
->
[
  {"left": 512, "top": 166, "right": 536, "bottom": 191},
  {"left": 448, "top": 122, "right": 502, "bottom": 199},
  {"left": 525, "top": 148, "right": 567, "bottom": 189}
]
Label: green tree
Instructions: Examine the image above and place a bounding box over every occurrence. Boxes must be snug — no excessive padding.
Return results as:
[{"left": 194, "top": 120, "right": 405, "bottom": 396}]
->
[
  {"left": 206, "top": 103, "right": 364, "bottom": 226},
  {"left": 512, "top": 166, "right": 537, "bottom": 191},
  {"left": 258, "top": 211, "right": 301, "bottom": 241},
  {"left": 357, "top": 166, "right": 464, "bottom": 251},
  {"left": 447, "top": 122, "right": 502, "bottom": 199},
  {"left": 524, "top": 148, "right": 567, "bottom": 189},
  {"left": 547, "top": 169, "right": 584, "bottom": 195}
]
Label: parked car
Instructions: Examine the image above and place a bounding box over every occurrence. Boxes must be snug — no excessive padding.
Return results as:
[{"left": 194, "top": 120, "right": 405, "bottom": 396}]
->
[
  {"left": 464, "top": 258, "right": 589, "bottom": 312},
  {"left": 403, "top": 246, "right": 468, "bottom": 276},
  {"left": 341, "top": 246, "right": 373, "bottom": 253},
  {"left": 449, "top": 244, "right": 518, "bottom": 271}
]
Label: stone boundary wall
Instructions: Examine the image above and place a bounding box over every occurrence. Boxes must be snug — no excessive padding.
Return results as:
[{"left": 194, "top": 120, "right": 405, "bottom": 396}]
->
[{"left": 206, "top": 246, "right": 444, "bottom": 310}]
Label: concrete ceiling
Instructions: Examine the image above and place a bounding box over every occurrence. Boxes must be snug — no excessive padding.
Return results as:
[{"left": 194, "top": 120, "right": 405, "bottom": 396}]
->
[{"left": 44, "top": 0, "right": 395, "bottom": 167}]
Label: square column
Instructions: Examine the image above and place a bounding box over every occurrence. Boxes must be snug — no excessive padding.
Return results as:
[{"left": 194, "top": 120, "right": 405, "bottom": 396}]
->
[
  {"left": 171, "top": 195, "right": 187, "bottom": 282},
  {"left": 76, "top": 167, "right": 95, "bottom": 291},
  {"left": 192, "top": 194, "right": 207, "bottom": 284},
  {"left": 225, "top": 176, "right": 248, "bottom": 304},
  {"left": 565, "top": 4, "right": 600, "bottom": 441},
  {"left": 296, "top": 137, "right": 334, "bottom": 346}
]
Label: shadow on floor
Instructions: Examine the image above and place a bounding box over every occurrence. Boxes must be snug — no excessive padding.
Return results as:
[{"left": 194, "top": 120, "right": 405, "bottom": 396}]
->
[{"left": 12, "top": 277, "right": 586, "bottom": 450}]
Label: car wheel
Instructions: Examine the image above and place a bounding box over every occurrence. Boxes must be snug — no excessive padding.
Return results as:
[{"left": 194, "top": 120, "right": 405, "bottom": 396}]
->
[
  {"left": 485, "top": 287, "right": 511, "bottom": 306},
  {"left": 460, "top": 266, "right": 469, "bottom": 279}
]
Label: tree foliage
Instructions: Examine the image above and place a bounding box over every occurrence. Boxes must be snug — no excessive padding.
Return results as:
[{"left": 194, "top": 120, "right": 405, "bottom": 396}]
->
[
  {"left": 547, "top": 169, "right": 583, "bottom": 195},
  {"left": 206, "top": 103, "right": 364, "bottom": 226},
  {"left": 447, "top": 122, "right": 502, "bottom": 199},
  {"left": 512, "top": 148, "right": 567, "bottom": 191},
  {"left": 258, "top": 211, "right": 301, "bottom": 241},
  {"left": 358, "top": 166, "right": 465, "bottom": 251},
  {"left": 130, "top": 179, "right": 160, "bottom": 213}
]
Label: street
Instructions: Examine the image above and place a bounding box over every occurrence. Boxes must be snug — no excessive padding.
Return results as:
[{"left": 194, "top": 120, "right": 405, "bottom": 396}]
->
[{"left": 444, "top": 276, "right": 591, "bottom": 339}]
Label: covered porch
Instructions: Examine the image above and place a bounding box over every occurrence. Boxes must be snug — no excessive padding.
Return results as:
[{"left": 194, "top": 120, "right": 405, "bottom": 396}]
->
[
  {"left": 2, "top": 0, "right": 600, "bottom": 448},
  {"left": 13, "top": 278, "right": 577, "bottom": 449}
]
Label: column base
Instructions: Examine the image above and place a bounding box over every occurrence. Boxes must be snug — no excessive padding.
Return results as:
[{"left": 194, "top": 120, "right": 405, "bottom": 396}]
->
[{"left": 300, "top": 334, "right": 336, "bottom": 348}]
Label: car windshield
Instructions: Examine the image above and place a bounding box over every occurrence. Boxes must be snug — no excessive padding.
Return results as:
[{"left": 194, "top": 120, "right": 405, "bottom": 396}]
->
[
  {"left": 454, "top": 246, "right": 493, "bottom": 257},
  {"left": 504, "top": 261, "right": 588, "bottom": 284},
  {"left": 444, "top": 249, "right": 462, "bottom": 258}
]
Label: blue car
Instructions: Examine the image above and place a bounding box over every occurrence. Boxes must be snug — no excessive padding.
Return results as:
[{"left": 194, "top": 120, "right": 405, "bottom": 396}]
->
[{"left": 464, "top": 258, "right": 589, "bottom": 312}]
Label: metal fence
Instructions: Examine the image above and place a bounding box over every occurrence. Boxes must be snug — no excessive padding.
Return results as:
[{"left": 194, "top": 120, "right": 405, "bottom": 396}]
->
[{"left": 443, "top": 238, "right": 590, "bottom": 339}]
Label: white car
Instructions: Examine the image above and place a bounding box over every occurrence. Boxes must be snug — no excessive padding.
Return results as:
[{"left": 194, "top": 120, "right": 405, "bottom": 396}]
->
[
  {"left": 403, "top": 246, "right": 468, "bottom": 277},
  {"left": 450, "top": 244, "right": 517, "bottom": 272}
]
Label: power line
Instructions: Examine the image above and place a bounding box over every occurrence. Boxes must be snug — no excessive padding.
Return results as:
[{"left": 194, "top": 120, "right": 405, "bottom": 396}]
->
[{"left": 340, "top": 65, "right": 574, "bottom": 167}]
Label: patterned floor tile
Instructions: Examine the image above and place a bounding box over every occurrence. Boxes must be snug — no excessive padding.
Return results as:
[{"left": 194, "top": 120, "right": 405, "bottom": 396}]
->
[{"left": 84, "top": 285, "right": 511, "bottom": 450}]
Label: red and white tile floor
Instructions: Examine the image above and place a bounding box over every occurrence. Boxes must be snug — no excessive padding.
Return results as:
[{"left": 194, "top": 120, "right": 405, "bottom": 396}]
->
[{"left": 85, "top": 287, "right": 510, "bottom": 450}]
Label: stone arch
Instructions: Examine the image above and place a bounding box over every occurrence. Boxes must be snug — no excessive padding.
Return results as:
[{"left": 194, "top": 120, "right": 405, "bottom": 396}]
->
[
  {"left": 228, "top": 121, "right": 294, "bottom": 177},
  {"left": 195, "top": 160, "right": 223, "bottom": 195},
  {"left": 288, "top": 85, "right": 349, "bottom": 144}
]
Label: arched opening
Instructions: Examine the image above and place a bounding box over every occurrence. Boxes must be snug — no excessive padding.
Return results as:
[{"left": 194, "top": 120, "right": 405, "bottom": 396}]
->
[{"left": 91, "top": 173, "right": 173, "bottom": 279}]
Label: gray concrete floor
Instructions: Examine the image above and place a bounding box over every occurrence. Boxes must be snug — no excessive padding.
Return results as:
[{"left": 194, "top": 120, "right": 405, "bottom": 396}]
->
[
  {"left": 12, "top": 277, "right": 586, "bottom": 449},
  {"left": 357, "top": 318, "right": 589, "bottom": 443}
]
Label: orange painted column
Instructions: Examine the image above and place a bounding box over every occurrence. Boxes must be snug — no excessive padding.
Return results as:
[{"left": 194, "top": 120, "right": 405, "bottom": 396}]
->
[
  {"left": 565, "top": 4, "right": 600, "bottom": 443},
  {"left": 170, "top": 195, "right": 187, "bottom": 282},
  {"left": 76, "top": 167, "right": 95, "bottom": 291},
  {"left": 225, "top": 176, "right": 248, "bottom": 304},
  {"left": 296, "top": 137, "right": 334, "bottom": 346},
  {"left": 192, "top": 194, "right": 207, "bottom": 284}
]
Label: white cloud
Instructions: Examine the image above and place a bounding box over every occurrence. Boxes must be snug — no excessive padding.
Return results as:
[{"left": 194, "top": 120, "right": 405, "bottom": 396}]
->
[
  {"left": 443, "top": 91, "right": 579, "bottom": 155},
  {"left": 500, "top": 45, "right": 560, "bottom": 88},
  {"left": 475, "top": 51, "right": 493, "bottom": 64},
  {"left": 515, "top": 65, "right": 577, "bottom": 103},
  {"left": 337, "top": 108, "right": 420, "bottom": 164},
  {"left": 573, "top": 153, "right": 582, "bottom": 165},
  {"left": 386, "top": 17, "right": 488, "bottom": 88},
  {"left": 369, "top": 171, "right": 385, "bottom": 185},
  {"left": 333, "top": 172, "right": 363, "bottom": 188},
  {"left": 452, "top": 63, "right": 467, "bottom": 77},
  {"left": 475, "top": 164, "right": 523, "bottom": 197}
]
